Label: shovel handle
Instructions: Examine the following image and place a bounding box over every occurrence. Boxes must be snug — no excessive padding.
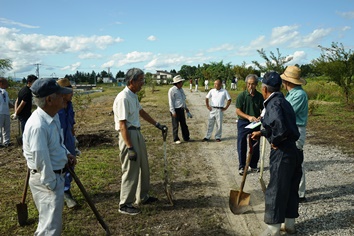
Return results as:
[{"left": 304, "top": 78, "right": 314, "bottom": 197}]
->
[
  {"left": 68, "top": 168, "right": 111, "bottom": 236},
  {"left": 21, "top": 168, "right": 30, "bottom": 204},
  {"left": 162, "top": 127, "right": 168, "bottom": 142}
]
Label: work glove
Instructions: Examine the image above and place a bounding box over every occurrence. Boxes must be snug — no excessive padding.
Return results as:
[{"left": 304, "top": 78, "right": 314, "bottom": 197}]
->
[
  {"left": 11, "top": 114, "right": 17, "bottom": 120},
  {"left": 155, "top": 122, "right": 167, "bottom": 132},
  {"left": 186, "top": 111, "right": 193, "bottom": 118},
  {"left": 128, "top": 147, "right": 137, "bottom": 161}
]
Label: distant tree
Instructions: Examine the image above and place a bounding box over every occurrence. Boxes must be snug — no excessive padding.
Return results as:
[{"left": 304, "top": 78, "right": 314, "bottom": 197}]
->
[
  {"left": 232, "top": 62, "right": 257, "bottom": 81},
  {"left": 252, "top": 48, "right": 293, "bottom": 73},
  {"left": 313, "top": 42, "right": 354, "bottom": 104},
  {"left": 178, "top": 65, "right": 197, "bottom": 80},
  {"left": 299, "top": 63, "right": 318, "bottom": 77},
  {"left": 170, "top": 69, "right": 177, "bottom": 74},
  {"left": 116, "top": 70, "right": 124, "bottom": 78},
  {"left": 0, "top": 59, "right": 12, "bottom": 75}
]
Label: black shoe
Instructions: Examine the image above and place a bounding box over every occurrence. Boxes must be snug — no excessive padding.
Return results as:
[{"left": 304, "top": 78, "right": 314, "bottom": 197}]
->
[
  {"left": 202, "top": 138, "right": 209, "bottom": 142},
  {"left": 142, "top": 196, "right": 158, "bottom": 205},
  {"left": 119, "top": 205, "right": 141, "bottom": 215},
  {"left": 299, "top": 197, "right": 307, "bottom": 203}
]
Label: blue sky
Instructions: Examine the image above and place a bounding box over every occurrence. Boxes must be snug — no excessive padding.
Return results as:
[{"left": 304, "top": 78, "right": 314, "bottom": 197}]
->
[{"left": 1, "top": 0, "right": 353, "bottom": 79}]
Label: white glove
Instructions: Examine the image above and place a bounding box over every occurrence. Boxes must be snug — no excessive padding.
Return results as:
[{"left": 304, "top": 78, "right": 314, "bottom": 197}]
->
[{"left": 11, "top": 114, "right": 17, "bottom": 120}]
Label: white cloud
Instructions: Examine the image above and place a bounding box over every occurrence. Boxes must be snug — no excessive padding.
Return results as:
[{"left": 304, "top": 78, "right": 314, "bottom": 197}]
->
[
  {"left": 270, "top": 25, "right": 300, "bottom": 46},
  {"left": 337, "top": 11, "right": 354, "bottom": 19},
  {"left": 291, "top": 28, "right": 332, "bottom": 48},
  {"left": 0, "top": 17, "right": 39, "bottom": 29},
  {"left": 60, "top": 62, "right": 81, "bottom": 72},
  {"left": 78, "top": 52, "right": 102, "bottom": 59},
  {"left": 115, "top": 51, "right": 153, "bottom": 67},
  {"left": 147, "top": 35, "right": 157, "bottom": 41},
  {"left": 285, "top": 51, "right": 307, "bottom": 65},
  {"left": 342, "top": 26, "right": 351, "bottom": 31}
]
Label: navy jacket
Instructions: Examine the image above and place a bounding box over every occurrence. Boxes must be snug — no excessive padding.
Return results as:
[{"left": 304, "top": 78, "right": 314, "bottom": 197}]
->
[{"left": 260, "top": 92, "right": 300, "bottom": 147}]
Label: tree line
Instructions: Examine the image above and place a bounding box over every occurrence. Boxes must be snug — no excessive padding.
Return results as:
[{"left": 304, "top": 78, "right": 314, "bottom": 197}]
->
[{"left": 1, "top": 42, "right": 353, "bottom": 104}]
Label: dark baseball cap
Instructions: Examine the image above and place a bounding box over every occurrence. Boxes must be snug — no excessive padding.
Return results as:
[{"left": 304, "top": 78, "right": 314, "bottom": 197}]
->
[
  {"left": 30, "top": 78, "right": 73, "bottom": 98},
  {"left": 261, "top": 72, "right": 282, "bottom": 88}
]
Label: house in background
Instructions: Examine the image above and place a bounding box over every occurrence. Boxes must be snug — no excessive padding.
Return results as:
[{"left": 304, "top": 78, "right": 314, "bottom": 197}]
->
[{"left": 153, "top": 70, "right": 174, "bottom": 84}]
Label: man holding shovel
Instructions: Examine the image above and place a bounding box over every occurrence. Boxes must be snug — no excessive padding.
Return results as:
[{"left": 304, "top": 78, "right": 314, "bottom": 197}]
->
[
  {"left": 251, "top": 72, "right": 302, "bottom": 236},
  {"left": 23, "top": 78, "right": 76, "bottom": 235},
  {"left": 113, "top": 68, "right": 167, "bottom": 215}
]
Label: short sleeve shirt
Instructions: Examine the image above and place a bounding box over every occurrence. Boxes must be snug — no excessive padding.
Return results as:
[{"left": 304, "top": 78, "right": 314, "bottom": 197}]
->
[
  {"left": 113, "top": 87, "right": 142, "bottom": 130},
  {"left": 206, "top": 88, "right": 231, "bottom": 107},
  {"left": 17, "top": 86, "right": 33, "bottom": 119},
  {"left": 235, "top": 90, "right": 264, "bottom": 120}
]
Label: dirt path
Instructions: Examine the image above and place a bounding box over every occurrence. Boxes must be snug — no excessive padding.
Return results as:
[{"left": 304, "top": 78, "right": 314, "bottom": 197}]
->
[{"left": 185, "top": 89, "right": 266, "bottom": 236}]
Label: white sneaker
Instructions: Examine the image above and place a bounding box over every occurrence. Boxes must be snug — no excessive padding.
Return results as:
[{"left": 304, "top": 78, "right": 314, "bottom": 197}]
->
[{"left": 175, "top": 140, "right": 181, "bottom": 144}]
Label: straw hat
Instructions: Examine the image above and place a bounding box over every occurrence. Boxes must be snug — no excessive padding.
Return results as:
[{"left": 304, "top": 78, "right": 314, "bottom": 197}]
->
[
  {"left": 280, "top": 66, "right": 306, "bottom": 85},
  {"left": 57, "top": 78, "right": 72, "bottom": 88},
  {"left": 172, "top": 75, "right": 185, "bottom": 84}
]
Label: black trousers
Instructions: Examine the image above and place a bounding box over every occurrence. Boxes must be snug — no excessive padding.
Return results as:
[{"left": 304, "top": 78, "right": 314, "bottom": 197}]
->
[
  {"left": 264, "top": 140, "right": 303, "bottom": 224},
  {"left": 171, "top": 108, "right": 190, "bottom": 142}
]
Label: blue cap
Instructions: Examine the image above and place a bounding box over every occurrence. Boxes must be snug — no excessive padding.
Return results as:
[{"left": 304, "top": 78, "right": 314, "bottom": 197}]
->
[
  {"left": 261, "top": 72, "right": 282, "bottom": 88},
  {"left": 31, "top": 78, "right": 73, "bottom": 98}
]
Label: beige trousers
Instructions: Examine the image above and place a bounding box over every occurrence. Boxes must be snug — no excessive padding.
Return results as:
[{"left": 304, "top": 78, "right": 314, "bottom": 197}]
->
[{"left": 118, "top": 129, "right": 150, "bottom": 206}]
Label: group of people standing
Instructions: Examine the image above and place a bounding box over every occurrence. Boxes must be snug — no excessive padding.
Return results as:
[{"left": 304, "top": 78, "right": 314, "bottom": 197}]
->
[
  {"left": 6, "top": 64, "right": 307, "bottom": 235},
  {"left": 162, "top": 66, "right": 308, "bottom": 236}
]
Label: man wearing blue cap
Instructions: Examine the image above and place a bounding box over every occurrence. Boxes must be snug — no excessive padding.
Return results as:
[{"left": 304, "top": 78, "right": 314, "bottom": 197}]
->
[
  {"left": 251, "top": 72, "right": 302, "bottom": 236},
  {"left": 23, "top": 78, "right": 76, "bottom": 236}
]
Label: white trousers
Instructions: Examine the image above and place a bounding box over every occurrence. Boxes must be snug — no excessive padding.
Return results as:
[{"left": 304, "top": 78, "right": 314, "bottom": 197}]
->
[
  {"left": 195, "top": 85, "right": 198, "bottom": 92},
  {"left": 205, "top": 108, "right": 223, "bottom": 140},
  {"left": 296, "top": 126, "right": 306, "bottom": 198},
  {"left": 29, "top": 171, "right": 65, "bottom": 236},
  {"left": 0, "top": 114, "right": 10, "bottom": 145}
]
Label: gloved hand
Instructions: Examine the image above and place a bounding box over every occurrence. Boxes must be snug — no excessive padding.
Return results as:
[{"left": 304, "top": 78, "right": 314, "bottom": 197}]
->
[
  {"left": 128, "top": 147, "right": 137, "bottom": 161},
  {"left": 155, "top": 122, "right": 167, "bottom": 131},
  {"left": 11, "top": 114, "right": 17, "bottom": 120}
]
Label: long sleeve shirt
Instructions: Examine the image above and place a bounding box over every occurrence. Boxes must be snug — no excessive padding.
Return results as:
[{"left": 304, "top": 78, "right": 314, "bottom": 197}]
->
[
  {"left": 168, "top": 85, "right": 188, "bottom": 114},
  {"left": 23, "top": 107, "right": 69, "bottom": 190}
]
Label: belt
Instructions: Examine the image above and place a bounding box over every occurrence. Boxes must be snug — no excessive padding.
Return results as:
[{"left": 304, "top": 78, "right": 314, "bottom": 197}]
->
[
  {"left": 212, "top": 106, "right": 224, "bottom": 109},
  {"left": 128, "top": 126, "right": 140, "bottom": 130},
  {"left": 31, "top": 168, "right": 67, "bottom": 174}
]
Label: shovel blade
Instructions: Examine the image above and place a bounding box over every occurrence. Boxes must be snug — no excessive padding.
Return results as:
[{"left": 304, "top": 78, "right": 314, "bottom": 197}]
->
[
  {"left": 229, "top": 190, "right": 251, "bottom": 214},
  {"left": 16, "top": 203, "right": 28, "bottom": 226}
]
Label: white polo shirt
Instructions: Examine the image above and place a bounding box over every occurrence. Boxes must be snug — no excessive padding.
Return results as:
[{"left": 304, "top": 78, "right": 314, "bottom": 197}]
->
[
  {"left": 206, "top": 88, "right": 231, "bottom": 107},
  {"left": 113, "top": 86, "right": 142, "bottom": 131}
]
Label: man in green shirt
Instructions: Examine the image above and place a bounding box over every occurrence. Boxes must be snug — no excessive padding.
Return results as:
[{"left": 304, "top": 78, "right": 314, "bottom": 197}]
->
[{"left": 235, "top": 74, "right": 264, "bottom": 175}]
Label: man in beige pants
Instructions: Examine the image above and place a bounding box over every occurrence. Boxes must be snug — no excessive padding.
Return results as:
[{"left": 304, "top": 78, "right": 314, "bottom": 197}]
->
[{"left": 113, "top": 68, "right": 167, "bottom": 215}]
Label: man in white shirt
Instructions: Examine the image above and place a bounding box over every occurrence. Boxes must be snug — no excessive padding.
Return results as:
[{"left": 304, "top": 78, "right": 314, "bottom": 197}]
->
[
  {"left": 0, "top": 78, "right": 11, "bottom": 147},
  {"left": 202, "top": 79, "right": 231, "bottom": 142},
  {"left": 168, "top": 75, "right": 191, "bottom": 144},
  {"left": 23, "top": 78, "right": 75, "bottom": 236},
  {"left": 113, "top": 68, "right": 167, "bottom": 215}
]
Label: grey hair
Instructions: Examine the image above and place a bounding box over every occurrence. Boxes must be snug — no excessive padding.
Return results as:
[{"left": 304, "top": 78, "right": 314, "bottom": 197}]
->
[
  {"left": 245, "top": 74, "right": 258, "bottom": 85},
  {"left": 125, "top": 68, "right": 144, "bottom": 86},
  {"left": 262, "top": 83, "right": 279, "bottom": 93},
  {"left": 33, "top": 93, "right": 58, "bottom": 108}
]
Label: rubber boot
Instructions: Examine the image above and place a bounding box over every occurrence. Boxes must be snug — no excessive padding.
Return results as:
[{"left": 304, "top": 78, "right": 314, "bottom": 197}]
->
[
  {"left": 280, "top": 218, "right": 296, "bottom": 234},
  {"left": 260, "top": 224, "right": 281, "bottom": 236}
]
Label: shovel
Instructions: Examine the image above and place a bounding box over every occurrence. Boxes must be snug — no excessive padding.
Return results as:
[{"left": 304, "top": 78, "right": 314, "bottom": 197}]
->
[
  {"left": 68, "top": 168, "right": 111, "bottom": 236},
  {"left": 162, "top": 128, "right": 173, "bottom": 205},
  {"left": 259, "top": 136, "right": 267, "bottom": 194},
  {"left": 16, "top": 168, "right": 30, "bottom": 226},
  {"left": 229, "top": 135, "right": 257, "bottom": 214}
]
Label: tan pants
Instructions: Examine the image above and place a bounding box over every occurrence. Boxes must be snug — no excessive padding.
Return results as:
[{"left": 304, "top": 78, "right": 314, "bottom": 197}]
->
[
  {"left": 29, "top": 171, "right": 65, "bottom": 236},
  {"left": 118, "top": 130, "right": 150, "bottom": 206}
]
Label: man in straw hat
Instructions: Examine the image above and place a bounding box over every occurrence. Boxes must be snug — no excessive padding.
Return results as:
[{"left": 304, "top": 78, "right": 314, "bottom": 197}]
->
[
  {"left": 280, "top": 65, "right": 308, "bottom": 233},
  {"left": 23, "top": 78, "right": 76, "bottom": 235},
  {"left": 168, "top": 75, "right": 191, "bottom": 144},
  {"left": 251, "top": 72, "right": 302, "bottom": 236}
]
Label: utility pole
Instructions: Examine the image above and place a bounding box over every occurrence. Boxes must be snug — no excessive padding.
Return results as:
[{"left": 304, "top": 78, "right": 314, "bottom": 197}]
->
[{"left": 34, "top": 63, "right": 41, "bottom": 78}]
